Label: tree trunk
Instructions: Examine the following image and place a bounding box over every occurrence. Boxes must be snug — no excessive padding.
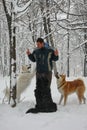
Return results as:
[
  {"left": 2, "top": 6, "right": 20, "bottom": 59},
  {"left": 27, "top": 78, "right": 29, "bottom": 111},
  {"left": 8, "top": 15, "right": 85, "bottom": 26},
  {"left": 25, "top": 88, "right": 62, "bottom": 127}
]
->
[
  {"left": 83, "top": 0, "right": 87, "bottom": 76},
  {"left": 66, "top": 0, "right": 70, "bottom": 77},
  {"left": 46, "top": 0, "right": 57, "bottom": 74},
  {"left": 40, "top": 1, "right": 49, "bottom": 42},
  {"left": 2, "top": 0, "right": 17, "bottom": 107}
]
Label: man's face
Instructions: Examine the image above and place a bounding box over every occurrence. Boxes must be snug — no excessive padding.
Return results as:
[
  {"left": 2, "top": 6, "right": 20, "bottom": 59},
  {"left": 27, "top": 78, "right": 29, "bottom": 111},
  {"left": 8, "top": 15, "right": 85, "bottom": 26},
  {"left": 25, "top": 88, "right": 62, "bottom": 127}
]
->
[{"left": 36, "top": 42, "right": 44, "bottom": 48}]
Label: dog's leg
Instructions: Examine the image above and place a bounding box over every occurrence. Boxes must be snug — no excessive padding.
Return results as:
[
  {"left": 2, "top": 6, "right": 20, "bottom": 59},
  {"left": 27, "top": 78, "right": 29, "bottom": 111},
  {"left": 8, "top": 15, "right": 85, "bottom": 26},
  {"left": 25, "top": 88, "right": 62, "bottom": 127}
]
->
[
  {"left": 77, "top": 94, "right": 82, "bottom": 104},
  {"left": 2, "top": 94, "right": 6, "bottom": 104},
  {"left": 16, "top": 95, "right": 20, "bottom": 103},
  {"left": 2, "top": 87, "right": 9, "bottom": 104},
  {"left": 82, "top": 96, "right": 86, "bottom": 104},
  {"left": 77, "top": 92, "right": 86, "bottom": 104},
  {"left": 64, "top": 94, "right": 68, "bottom": 105},
  {"left": 59, "top": 95, "right": 63, "bottom": 105}
]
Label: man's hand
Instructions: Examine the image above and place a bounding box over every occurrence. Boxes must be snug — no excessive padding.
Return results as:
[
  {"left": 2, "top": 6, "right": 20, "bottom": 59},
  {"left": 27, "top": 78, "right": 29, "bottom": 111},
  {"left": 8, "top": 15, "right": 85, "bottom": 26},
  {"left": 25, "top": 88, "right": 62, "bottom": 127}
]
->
[
  {"left": 54, "top": 49, "right": 58, "bottom": 56},
  {"left": 26, "top": 49, "right": 31, "bottom": 55}
]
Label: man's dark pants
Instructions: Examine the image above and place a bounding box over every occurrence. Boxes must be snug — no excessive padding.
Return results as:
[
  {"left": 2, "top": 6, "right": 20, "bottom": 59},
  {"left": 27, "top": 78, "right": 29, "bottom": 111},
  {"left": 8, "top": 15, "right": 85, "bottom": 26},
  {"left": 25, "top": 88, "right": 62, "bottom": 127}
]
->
[{"left": 34, "top": 72, "right": 57, "bottom": 112}]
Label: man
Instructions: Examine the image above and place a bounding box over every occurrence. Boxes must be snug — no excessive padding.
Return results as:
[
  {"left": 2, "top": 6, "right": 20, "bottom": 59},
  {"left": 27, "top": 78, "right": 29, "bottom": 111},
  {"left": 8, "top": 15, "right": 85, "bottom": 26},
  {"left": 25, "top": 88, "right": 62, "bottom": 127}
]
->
[{"left": 26, "top": 38, "right": 59, "bottom": 113}]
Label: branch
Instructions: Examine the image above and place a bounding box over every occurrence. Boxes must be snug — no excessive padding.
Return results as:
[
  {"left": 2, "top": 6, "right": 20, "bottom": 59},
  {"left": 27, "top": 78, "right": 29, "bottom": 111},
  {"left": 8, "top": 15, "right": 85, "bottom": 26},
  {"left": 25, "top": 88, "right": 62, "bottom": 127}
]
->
[
  {"left": 14, "top": 0, "right": 33, "bottom": 14},
  {"left": 53, "top": 0, "right": 87, "bottom": 16},
  {"left": 69, "top": 40, "right": 87, "bottom": 54},
  {"left": 68, "top": 21, "right": 87, "bottom": 26},
  {"left": 2, "top": 0, "right": 10, "bottom": 18},
  {"left": 57, "top": 21, "right": 87, "bottom": 31}
]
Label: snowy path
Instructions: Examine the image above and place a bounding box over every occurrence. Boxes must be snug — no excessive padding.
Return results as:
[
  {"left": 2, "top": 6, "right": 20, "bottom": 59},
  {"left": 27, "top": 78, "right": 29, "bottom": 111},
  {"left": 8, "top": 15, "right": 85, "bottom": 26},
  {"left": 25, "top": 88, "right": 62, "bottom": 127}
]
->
[{"left": 0, "top": 76, "right": 87, "bottom": 130}]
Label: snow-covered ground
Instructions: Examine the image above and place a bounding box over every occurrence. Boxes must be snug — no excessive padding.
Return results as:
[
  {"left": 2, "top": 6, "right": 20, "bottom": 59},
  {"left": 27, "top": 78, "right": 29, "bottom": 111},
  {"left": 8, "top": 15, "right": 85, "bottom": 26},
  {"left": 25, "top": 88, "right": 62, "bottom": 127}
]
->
[{"left": 0, "top": 75, "right": 87, "bottom": 130}]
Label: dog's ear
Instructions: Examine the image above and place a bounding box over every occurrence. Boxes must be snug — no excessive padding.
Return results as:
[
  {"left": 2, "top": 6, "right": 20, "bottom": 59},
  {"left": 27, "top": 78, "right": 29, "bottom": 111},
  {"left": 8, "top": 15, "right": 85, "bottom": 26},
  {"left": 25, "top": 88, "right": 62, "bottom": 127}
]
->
[
  {"left": 61, "top": 73, "right": 66, "bottom": 77},
  {"left": 55, "top": 72, "right": 59, "bottom": 79},
  {"left": 62, "top": 74, "right": 66, "bottom": 80},
  {"left": 63, "top": 74, "right": 66, "bottom": 77}
]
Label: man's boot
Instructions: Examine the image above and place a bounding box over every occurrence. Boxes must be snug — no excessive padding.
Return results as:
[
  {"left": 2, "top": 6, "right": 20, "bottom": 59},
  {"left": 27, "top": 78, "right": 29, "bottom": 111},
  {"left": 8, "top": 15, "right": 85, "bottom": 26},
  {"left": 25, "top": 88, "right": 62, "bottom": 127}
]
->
[
  {"left": 40, "top": 89, "right": 57, "bottom": 112},
  {"left": 26, "top": 89, "right": 42, "bottom": 114},
  {"left": 26, "top": 108, "right": 39, "bottom": 114}
]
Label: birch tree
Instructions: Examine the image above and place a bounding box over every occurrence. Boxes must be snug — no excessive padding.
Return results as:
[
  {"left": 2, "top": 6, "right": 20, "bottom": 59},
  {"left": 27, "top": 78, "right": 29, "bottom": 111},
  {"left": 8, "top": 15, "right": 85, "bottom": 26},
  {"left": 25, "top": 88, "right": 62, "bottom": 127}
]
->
[{"left": 2, "top": 0, "right": 33, "bottom": 107}]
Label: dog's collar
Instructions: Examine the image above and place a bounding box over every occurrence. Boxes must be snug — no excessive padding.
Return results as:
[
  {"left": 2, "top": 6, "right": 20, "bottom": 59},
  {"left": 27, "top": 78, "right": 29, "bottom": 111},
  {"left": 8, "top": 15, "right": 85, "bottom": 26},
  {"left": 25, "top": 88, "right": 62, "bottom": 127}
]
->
[
  {"left": 58, "top": 82, "right": 65, "bottom": 89},
  {"left": 22, "top": 71, "right": 30, "bottom": 73}
]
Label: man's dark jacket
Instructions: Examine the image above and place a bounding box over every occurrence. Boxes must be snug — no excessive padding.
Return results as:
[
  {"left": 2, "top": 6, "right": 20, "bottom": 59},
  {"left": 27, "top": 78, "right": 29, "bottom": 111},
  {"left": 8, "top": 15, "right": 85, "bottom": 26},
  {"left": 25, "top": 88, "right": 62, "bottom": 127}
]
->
[{"left": 28, "top": 47, "right": 59, "bottom": 73}]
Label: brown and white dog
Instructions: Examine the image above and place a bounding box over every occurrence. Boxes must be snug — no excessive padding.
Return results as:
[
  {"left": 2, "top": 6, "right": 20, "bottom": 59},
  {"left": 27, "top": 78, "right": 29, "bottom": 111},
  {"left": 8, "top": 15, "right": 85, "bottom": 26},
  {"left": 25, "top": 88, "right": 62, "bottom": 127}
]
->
[{"left": 55, "top": 72, "right": 86, "bottom": 105}]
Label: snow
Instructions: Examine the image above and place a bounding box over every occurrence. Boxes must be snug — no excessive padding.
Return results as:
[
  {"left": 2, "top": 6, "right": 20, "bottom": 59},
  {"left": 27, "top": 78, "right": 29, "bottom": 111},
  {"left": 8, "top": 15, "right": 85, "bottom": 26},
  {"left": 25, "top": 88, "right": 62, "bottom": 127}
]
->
[{"left": 0, "top": 75, "right": 87, "bottom": 130}]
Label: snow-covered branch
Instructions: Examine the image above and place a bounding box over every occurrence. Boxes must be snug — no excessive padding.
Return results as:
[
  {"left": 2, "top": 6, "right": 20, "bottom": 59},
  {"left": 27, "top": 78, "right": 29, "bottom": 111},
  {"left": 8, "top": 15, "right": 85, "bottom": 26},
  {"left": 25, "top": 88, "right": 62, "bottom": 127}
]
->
[
  {"left": 13, "top": 0, "right": 33, "bottom": 15},
  {"left": 69, "top": 40, "right": 87, "bottom": 54},
  {"left": 53, "top": 0, "right": 87, "bottom": 16},
  {"left": 57, "top": 21, "right": 87, "bottom": 31}
]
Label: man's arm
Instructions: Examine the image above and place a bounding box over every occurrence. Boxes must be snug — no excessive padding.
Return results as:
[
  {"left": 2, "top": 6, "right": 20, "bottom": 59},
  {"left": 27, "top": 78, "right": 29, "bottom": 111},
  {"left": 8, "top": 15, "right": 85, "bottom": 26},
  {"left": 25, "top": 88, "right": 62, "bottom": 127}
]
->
[
  {"left": 52, "top": 49, "right": 59, "bottom": 61},
  {"left": 26, "top": 49, "right": 36, "bottom": 62}
]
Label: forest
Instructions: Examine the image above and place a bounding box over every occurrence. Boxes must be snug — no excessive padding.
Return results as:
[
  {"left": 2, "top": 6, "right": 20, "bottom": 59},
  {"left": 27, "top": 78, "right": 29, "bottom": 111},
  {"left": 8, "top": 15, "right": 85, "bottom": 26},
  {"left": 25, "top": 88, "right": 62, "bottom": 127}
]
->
[
  {"left": 0, "top": 0, "right": 87, "bottom": 78},
  {"left": 0, "top": 2, "right": 87, "bottom": 128}
]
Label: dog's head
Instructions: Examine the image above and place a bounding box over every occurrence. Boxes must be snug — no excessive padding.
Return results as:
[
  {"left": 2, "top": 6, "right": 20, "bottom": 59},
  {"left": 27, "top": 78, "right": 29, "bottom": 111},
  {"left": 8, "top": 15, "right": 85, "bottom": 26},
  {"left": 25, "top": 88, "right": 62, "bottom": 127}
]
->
[
  {"left": 55, "top": 72, "right": 66, "bottom": 82},
  {"left": 21, "top": 64, "right": 31, "bottom": 73}
]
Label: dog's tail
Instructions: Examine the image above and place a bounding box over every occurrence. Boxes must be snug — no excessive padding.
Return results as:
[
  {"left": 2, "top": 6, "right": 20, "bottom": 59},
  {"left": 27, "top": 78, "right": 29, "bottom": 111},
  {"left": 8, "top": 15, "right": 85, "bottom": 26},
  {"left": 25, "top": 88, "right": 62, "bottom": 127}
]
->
[{"left": 2, "top": 86, "right": 9, "bottom": 104}]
